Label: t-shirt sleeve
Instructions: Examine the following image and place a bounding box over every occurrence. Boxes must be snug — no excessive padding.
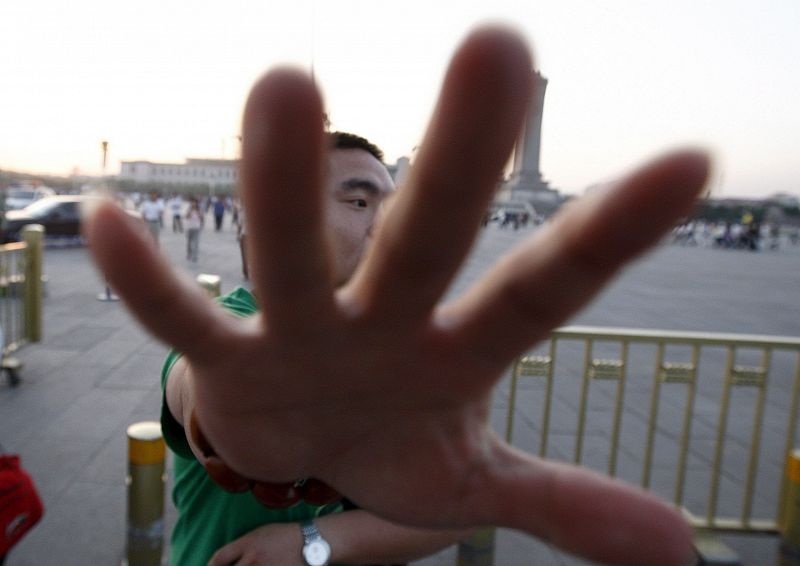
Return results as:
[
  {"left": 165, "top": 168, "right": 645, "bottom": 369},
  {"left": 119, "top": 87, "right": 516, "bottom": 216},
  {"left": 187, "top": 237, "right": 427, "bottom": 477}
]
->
[
  {"left": 159, "top": 287, "right": 259, "bottom": 460},
  {"left": 160, "top": 350, "right": 193, "bottom": 459}
]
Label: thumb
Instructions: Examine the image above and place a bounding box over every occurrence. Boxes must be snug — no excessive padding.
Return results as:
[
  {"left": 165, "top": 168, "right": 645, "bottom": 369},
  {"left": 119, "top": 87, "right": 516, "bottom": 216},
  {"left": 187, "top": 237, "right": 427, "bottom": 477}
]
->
[
  {"left": 473, "top": 442, "right": 696, "bottom": 566},
  {"left": 207, "top": 538, "right": 243, "bottom": 566}
]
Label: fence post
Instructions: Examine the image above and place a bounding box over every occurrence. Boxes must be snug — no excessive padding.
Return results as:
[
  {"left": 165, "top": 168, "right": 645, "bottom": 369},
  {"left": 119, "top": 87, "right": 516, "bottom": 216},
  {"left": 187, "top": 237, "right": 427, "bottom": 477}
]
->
[
  {"left": 21, "top": 224, "right": 44, "bottom": 343},
  {"left": 196, "top": 273, "right": 221, "bottom": 299},
  {"left": 126, "top": 421, "right": 166, "bottom": 566},
  {"left": 779, "top": 449, "right": 800, "bottom": 565},
  {"left": 457, "top": 527, "right": 496, "bottom": 566}
]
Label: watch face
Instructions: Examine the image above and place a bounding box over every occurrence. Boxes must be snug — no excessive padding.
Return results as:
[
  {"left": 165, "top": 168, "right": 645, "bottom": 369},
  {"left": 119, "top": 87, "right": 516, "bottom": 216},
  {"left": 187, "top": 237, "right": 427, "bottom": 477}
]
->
[{"left": 303, "top": 539, "right": 331, "bottom": 566}]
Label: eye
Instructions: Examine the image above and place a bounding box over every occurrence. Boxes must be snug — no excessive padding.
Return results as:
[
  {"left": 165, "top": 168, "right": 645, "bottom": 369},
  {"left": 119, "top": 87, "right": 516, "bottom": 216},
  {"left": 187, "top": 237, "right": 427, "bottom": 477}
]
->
[{"left": 350, "top": 199, "right": 368, "bottom": 208}]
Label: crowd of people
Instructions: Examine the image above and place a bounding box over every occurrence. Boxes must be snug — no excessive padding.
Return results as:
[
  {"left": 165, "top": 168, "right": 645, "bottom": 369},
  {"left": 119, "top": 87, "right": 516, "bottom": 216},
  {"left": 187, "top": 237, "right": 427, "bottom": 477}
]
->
[
  {"left": 132, "top": 191, "right": 243, "bottom": 262},
  {"left": 481, "top": 208, "right": 544, "bottom": 230},
  {"left": 671, "top": 218, "right": 800, "bottom": 250}
]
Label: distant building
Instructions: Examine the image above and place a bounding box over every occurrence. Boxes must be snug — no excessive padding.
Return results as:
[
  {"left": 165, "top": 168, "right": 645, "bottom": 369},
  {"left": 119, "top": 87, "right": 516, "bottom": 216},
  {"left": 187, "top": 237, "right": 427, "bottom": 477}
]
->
[
  {"left": 120, "top": 156, "right": 412, "bottom": 193},
  {"left": 118, "top": 158, "right": 238, "bottom": 191}
]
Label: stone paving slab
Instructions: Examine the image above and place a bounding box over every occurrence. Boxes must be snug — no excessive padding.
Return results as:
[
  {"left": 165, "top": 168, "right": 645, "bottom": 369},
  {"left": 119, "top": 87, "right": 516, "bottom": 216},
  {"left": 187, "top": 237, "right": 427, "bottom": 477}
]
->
[{"left": 1, "top": 214, "right": 798, "bottom": 565}]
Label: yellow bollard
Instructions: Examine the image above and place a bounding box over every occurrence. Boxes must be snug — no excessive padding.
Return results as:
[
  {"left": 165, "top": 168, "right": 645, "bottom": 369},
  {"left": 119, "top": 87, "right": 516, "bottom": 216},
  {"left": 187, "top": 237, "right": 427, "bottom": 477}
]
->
[
  {"left": 779, "top": 449, "right": 800, "bottom": 565},
  {"left": 457, "top": 527, "right": 496, "bottom": 566},
  {"left": 21, "top": 224, "right": 44, "bottom": 343},
  {"left": 196, "top": 273, "right": 221, "bottom": 299},
  {"left": 125, "top": 421, "right": 166, "bottom": 566}
]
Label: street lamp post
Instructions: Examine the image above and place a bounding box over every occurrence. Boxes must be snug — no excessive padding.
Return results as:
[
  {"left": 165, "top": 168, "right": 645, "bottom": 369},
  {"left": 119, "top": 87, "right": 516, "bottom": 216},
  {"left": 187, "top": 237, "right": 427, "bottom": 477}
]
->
[{"left": 97, "top": 139, "right": 120, "bottom": 302}]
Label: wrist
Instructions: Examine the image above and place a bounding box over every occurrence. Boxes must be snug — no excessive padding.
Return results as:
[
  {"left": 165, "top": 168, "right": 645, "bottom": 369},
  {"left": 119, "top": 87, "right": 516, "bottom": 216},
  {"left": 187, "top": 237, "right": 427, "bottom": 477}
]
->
[{"left": 300, "top": 519, "right": 332, "bottom": 566}]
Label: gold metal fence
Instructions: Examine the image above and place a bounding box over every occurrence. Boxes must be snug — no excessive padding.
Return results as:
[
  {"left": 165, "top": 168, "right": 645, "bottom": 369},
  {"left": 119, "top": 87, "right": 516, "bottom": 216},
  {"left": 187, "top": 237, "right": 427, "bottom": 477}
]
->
[
  {"left": 0, "top": 225, "right": 44, "bottom": 384},
  {"left": 0, "top": 241, "right": 29, "bottom": 353},
  {"left": 505, "top": 327, "right": 800, "bottom": 535}
]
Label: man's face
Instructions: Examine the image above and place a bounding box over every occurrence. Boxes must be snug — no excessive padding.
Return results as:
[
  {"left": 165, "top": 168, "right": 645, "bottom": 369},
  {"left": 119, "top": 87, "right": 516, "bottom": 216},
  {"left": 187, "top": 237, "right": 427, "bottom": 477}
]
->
[{"left": 325, "top": 148, "right": 394, "bottom": 286}]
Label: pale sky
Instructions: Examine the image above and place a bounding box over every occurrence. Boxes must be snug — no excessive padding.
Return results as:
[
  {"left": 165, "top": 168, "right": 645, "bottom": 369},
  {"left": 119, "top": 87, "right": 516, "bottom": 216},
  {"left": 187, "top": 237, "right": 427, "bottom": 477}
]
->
[{"left": 2, "top": 0, "right": 799, "bottom": 198}]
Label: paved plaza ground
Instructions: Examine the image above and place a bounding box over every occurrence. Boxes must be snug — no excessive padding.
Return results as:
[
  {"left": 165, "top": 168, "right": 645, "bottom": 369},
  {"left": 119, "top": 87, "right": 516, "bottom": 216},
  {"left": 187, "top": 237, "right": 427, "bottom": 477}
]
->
[{"left": 1, "top": 213, "right": 798, "bottom": 565}]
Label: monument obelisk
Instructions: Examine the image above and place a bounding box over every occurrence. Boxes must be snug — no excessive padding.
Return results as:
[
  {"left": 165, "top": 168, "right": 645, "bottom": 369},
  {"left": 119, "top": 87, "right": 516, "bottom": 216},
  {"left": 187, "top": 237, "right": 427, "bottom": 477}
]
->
[{"left": 507, "top": 71, "right": 555, "bottom": 201}]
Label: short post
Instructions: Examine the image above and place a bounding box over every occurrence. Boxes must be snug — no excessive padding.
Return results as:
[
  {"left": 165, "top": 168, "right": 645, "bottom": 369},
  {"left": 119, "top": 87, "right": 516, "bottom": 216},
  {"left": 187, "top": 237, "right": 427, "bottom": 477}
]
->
[
  {"left": 197, "top": 273, "right": 221, "bottom": 298},
  {"left": 779, "top": 449, "right": 800, "bottom": 565},
  {"left": 457, "top": 527, "right": 496, "bottom": 566},
  {"left": 21, "top": 224, "right": 44, "bottom": 343},
  {"left": 125, "top": 421, "right": 166, "bottom": 566}
]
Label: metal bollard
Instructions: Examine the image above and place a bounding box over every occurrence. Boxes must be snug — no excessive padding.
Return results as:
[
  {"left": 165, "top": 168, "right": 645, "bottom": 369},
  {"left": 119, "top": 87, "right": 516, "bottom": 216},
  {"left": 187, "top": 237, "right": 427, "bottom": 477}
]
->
[
  {"left": 779, "top": 449, "right": 800, "bottom": 565},
  {"left": 125, "top": 421, "right": 166, "bottom": 566},
  {"left": 457, "top": 527, "right": 496, "bottom": 566},
  {"left": 21, "top": 224, "right": 44, "bottom": 343},
  {"left": 196, "top": 273, "right": 221, "bottom": 299}
]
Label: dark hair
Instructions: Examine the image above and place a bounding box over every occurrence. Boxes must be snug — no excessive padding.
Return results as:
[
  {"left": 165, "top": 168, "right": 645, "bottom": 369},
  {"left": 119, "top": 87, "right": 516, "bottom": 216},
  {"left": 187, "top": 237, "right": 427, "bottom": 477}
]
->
[{"left": 328, "top": 131, "right": 384, "bottom": 163}]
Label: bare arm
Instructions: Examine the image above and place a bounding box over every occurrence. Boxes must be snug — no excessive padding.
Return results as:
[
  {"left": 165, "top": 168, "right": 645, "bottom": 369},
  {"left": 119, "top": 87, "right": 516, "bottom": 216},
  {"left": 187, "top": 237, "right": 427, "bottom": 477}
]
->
[{"left": 207, "top": 510, "right": 470, "bottom": 566}]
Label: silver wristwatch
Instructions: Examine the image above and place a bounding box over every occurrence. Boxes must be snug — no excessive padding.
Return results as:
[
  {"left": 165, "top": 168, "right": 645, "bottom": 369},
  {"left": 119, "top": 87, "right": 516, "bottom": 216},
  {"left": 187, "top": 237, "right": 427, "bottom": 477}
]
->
[{"left": 300, "top": 519, "right": 331, "bottom": 566}]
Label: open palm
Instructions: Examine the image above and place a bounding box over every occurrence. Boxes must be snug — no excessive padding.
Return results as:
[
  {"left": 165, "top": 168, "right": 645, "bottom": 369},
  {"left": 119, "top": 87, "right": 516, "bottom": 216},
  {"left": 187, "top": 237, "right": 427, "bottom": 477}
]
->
[{"left": 87, "top": 27, "right": 706, "bottom": 566}]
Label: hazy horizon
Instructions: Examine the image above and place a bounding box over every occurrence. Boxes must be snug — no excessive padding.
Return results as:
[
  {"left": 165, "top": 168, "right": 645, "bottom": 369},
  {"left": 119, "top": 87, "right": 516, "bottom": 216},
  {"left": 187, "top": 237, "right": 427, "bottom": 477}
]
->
[{"left": 2, "top": 0, "right": 799, "bottom": 198}]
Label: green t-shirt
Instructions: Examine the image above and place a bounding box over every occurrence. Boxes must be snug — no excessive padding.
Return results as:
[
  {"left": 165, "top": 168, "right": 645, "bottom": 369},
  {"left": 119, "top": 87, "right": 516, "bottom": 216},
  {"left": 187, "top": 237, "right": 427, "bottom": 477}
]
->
[{"left": 161, "top": 287, "right": 343, "bottom": 566}]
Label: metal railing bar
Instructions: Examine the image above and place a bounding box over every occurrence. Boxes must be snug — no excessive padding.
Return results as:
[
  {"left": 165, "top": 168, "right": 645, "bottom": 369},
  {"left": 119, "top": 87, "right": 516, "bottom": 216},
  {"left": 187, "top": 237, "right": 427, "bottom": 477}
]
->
[
  {"left": 539, "top": 339, "right": 557, "bottom": 458},
  {"left": 608, "top": 341, "right": 628, "bottom": 477},
  {"left": 554, "top": 326, "right": 800, "bottom": 350},
  {"left": 708, "top": 347, "right": 736, "bottom": 525},
  {"left": 0, "top": 242, "right": 26, "bottom": 253},
  {"left": 741, "top": 349, "right": 771, "bottom": 525},
  {"left": 642, "top": 343, "right": 664, "bottom": 489},
  {"left": 574, "top": 339, "right": 592, "bottom": 464},
  {"left": 675, "top": 344, "right": 700, "bottom": 507},
  {"left": 778, "top": 353, "right": 800, "bottom": 524},
  {"left": 684, "top": 508, "right": 778, "bottom": 534},
  {"left": 505, "top": 360, "right": 521, "bottom": 444}
]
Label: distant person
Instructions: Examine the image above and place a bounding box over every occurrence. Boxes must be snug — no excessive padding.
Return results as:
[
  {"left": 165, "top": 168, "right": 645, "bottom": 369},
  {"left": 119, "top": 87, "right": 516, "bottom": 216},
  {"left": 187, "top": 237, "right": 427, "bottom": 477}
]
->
[
  {"left": 169, "top": 194, "right": 184, "bottom": 233},
  {"left": 212, "top": 197, "right": 225, "bottom": 231},
  {"left": 236, "top": 209, "right": 247, "bottom": 279},
  {"left": 185, "top": 198, "right": 203, "bottom": 262},
  {"left": 231, "top": 196, "right": 241, "bottom": 230},
  {"left": 140, "top": 191, "right": 164, "bottom": 245},
  {"left": 157, "top": 194, "right": 166, "bottom": 228}
]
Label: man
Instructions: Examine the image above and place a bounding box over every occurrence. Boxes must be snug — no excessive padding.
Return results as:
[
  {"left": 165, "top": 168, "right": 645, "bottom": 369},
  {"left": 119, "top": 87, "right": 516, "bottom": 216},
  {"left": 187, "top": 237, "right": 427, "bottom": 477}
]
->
[
  {"left": 213, "top": 197, "right": 226, "bottom": 231},
  {"left": 161, "top": 132, "right": 469, "bottom": 565},
  {"left": 169, "top": 194, "right": 184, "bottom": 233},
  {"left": 85, "top": 26, "right": 707, "bottom": 566},
  {"left": 140, "top": 191, "right": 164, "bottom": 244}
]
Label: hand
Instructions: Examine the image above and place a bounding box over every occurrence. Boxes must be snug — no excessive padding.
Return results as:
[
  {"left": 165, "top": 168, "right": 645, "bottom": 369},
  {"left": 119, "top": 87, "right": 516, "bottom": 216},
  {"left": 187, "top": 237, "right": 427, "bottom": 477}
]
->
[
  {"left": 86, "top": 26, "right": 707, "bottom": 566},
  {"left": 207, "top": 523, "right": 302, "bottom": 566}
]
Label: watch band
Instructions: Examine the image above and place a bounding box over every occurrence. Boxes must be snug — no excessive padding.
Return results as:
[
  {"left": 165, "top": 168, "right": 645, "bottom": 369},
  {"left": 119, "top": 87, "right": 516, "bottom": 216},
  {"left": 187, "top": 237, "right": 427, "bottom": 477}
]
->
[
  {"left": 300, "top": 519, "right": 320, "bottom": 543},
  {"left": 300, "top": 519, "right": 331, "bottom": 566}
]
